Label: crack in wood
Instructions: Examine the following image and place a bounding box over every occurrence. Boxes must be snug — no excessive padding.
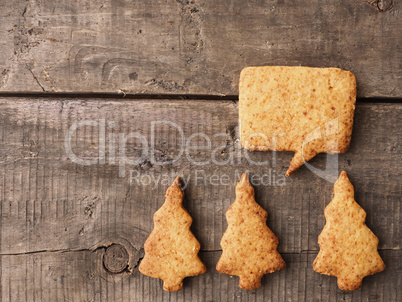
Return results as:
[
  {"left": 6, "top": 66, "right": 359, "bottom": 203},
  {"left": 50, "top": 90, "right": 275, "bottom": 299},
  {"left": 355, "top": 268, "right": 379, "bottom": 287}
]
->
[
  {"left": 133, "top": 248, "right": 145, "bottom": 269},
  {"left": 26, "top": 65, "right": 45, "bottom": 92},
  {"left": 0, "top": 247, "right": 99, "bottom": 256}
]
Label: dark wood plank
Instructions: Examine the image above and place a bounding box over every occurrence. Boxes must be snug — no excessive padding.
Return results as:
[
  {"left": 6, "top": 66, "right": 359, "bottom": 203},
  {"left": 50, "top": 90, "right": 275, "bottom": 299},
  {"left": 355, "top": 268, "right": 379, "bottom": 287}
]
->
[
  {"left": 1, "top": 250, "right": 400, "bottom": 302},
  {"left": 0, "top": 1, "right": 400, "bottom": 97},
  {"left": 0, "top": 98, "right": 400, "bottom": 301}
]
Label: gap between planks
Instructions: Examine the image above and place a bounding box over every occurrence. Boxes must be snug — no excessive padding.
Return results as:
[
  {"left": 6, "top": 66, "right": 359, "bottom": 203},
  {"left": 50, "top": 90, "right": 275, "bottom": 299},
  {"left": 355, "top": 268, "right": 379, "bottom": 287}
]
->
[{"left": 0, "top": 92, "right": 401, "bottom": 104}]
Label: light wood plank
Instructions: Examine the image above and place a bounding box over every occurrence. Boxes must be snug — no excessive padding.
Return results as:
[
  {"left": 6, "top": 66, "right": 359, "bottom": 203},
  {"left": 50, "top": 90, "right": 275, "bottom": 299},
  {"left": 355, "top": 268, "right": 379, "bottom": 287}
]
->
[{"left": 0, "top": 1, "right": 400, "bottom": 97}]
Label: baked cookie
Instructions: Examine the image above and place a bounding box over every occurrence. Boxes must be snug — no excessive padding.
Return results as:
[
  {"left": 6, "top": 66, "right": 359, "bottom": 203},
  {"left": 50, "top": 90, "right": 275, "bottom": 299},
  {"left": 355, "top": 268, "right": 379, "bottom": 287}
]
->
[
  {"left": 216, "top": 173, "right": 285, "bottom": 290},
  {"left": 313, "top": 171, "right": 385, "bottom": 291},
  {"left": 239, "top": 66, "right": 356, "bottom": 176},
  {"left": 139, "top": 177, "right": 206, "bottom": 291}
]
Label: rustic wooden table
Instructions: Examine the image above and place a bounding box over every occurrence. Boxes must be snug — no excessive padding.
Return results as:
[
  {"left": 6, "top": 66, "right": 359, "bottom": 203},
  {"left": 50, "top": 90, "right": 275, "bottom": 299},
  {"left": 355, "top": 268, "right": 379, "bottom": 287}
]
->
[{"left": 0, "top": 1, "right": 400, "bottom": 301}]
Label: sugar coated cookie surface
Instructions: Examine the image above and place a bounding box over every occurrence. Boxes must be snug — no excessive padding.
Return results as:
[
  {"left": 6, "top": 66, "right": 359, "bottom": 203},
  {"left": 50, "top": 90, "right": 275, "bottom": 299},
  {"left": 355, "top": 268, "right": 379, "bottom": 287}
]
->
[
  {"left": 313, "top": 171, "right": 385, "bottom": 291},
  {"left": 239, "top": 66, "right": 356, "bottom": 176},
  {"left": 139, "top": 177, "right": 206, "bottom": 291},
  {"left": 216, "top": 173, "right": 285, "bottom": 290}
]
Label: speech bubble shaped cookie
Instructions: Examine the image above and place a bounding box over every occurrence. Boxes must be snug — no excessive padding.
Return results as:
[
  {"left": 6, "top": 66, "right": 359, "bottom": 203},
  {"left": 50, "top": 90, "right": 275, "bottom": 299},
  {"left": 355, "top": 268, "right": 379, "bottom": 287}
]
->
[
  {"left": 139, "top": 177, "right": 206, "bottom": 291},
  {"left": 239, "top": 66, "right": 356, "bottom": 176}
]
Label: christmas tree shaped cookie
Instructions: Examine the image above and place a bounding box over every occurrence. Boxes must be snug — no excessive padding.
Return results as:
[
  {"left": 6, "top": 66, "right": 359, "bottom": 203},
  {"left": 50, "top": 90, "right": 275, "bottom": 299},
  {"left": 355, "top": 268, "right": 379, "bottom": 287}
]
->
[
  {"left": 216, "top": 173, "right": 286, "bottom": 290},
  {"left": 313, "top": 171, "right": 386, "bottom": 291},
  {"left": 139, "top": 177, "right": 206, "bottom": 291}
]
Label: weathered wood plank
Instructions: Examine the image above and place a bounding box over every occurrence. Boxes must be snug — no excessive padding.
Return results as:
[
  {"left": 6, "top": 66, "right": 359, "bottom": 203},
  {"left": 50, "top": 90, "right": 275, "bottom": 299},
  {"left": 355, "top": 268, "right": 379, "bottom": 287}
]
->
[
  {"left": 0, "top": 98, "right": 400, "bottom": 254},
  {"left": 1, "top": 250, "right": 400, "bottom": 302},
  {"left": 0, "top": 98, "right": 400, "bottom": 300},
  {"left": 0, "top": 0, "right": 400, "bottom": 97}
]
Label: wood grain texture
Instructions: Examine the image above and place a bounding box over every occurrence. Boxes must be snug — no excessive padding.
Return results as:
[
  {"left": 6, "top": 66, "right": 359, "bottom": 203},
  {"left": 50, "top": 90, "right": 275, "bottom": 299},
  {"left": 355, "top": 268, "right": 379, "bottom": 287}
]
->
[
  {"left": 0, "top": 98, "right": 400, "bottom": 301},
  {"left": 1, "top": 250, "right": 400, "bottom": 302},
  {"left": 0, "top": 0, "right": 400, "bottom": 97}
]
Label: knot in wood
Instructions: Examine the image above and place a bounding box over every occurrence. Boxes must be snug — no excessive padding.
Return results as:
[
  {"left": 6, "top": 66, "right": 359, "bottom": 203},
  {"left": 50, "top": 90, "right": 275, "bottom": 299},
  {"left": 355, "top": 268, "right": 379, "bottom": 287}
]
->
[{"left": 103, "top": 244, "right": 129, "bottom": 273}]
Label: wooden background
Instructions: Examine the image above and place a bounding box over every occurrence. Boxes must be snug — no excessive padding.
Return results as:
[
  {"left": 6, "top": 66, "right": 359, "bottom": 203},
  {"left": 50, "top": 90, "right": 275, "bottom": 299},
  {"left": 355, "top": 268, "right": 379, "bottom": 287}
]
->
[{"left": 0, "top": 0, "right": 401, "bottom": 301}]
